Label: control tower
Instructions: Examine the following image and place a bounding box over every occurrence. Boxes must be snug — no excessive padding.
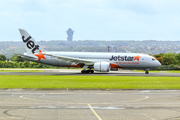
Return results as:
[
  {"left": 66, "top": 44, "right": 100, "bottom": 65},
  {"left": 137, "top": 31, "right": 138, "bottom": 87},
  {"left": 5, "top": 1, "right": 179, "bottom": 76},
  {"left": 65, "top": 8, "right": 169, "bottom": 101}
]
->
[{"left": 66, "top": 28, "right": 74, "bottom": 41}]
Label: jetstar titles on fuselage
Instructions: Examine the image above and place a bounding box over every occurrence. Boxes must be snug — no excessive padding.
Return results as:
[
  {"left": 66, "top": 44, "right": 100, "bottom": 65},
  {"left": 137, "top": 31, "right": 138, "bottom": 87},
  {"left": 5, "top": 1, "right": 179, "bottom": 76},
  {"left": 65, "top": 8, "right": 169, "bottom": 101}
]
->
[{"left": 109, "top": 55, "right": 140, "bottom": 61}]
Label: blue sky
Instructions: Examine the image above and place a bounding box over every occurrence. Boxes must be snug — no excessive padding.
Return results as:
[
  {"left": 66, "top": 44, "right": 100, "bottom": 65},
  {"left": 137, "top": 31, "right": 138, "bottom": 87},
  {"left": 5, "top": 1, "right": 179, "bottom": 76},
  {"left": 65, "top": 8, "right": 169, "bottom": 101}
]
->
[{"left": 1, "top": 0, "right": 180, "bottom": 41}]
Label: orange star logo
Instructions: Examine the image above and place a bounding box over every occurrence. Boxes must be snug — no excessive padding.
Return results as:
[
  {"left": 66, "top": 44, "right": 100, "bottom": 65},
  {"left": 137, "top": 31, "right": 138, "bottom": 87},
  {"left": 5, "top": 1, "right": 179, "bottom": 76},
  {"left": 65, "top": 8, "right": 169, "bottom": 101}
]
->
[
  {"left": 34, "top": 50, "right": 46, "bottom": 61},
  {"left": 133, "top": 55, "right": 141, "bottom": 61}
]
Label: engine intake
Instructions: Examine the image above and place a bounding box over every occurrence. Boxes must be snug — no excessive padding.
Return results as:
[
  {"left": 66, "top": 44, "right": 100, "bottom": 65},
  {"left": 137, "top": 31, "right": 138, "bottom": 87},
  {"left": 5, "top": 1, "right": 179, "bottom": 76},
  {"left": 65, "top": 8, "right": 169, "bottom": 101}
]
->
[{"left": 94, "top": 62, "right": 110, "bottom": 72}]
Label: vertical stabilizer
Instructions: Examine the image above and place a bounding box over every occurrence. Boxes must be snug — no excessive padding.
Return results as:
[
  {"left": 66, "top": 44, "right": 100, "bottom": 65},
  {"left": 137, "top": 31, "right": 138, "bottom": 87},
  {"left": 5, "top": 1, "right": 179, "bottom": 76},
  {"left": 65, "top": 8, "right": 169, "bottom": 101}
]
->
[{"left": 19, "top": 29, "right": 46, "bottom": 54}]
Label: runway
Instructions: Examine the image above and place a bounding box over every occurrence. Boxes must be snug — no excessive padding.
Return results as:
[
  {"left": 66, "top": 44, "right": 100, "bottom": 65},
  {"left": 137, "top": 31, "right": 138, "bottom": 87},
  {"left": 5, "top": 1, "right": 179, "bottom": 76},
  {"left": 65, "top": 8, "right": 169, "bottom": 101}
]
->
[
  {"left": 0, "top": 89, "right": 180, "bottom": 120},
  {"left": 0, "top": 69, "right": 180, "bottom": 77}
]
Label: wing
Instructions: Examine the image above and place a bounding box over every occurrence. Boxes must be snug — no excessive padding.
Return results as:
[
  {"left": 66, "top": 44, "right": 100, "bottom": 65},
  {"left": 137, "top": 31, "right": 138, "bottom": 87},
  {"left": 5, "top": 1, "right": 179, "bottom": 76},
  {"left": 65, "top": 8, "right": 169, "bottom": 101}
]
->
[
  {"left": 42, "top": 53, "right": 96, "bottom": 65},
  {"left": 16, "top": 54, "right": 36, "bottom": 59}
]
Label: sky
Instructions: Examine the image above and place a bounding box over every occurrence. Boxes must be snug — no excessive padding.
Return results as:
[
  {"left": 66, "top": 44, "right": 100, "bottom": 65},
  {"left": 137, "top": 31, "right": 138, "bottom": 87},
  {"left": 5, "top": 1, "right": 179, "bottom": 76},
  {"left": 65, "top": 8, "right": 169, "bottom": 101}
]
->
[{"left": 1, "top": 0, "right": 180, "bottom": 41}]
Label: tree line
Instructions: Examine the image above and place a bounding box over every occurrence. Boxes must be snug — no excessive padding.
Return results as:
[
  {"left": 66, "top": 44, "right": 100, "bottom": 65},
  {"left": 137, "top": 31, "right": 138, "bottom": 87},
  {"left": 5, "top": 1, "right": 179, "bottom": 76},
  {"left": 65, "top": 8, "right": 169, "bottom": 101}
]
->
[
  {"left": 152, "top": 53, "right": 180, "bottom": 70},
  {"left": 0, "top": 53, "right": 180, "bottom": 70},
  {"left": 0, "top": 54, "right": 58, "bottom": 68}
]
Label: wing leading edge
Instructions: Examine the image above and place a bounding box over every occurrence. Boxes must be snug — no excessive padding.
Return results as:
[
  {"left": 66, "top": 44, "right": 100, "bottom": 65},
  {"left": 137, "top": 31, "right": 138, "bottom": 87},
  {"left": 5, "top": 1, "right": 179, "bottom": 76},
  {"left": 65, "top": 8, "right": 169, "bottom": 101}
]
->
[{"left": 41, "top": 53, "right": 96, "bottom": 65}]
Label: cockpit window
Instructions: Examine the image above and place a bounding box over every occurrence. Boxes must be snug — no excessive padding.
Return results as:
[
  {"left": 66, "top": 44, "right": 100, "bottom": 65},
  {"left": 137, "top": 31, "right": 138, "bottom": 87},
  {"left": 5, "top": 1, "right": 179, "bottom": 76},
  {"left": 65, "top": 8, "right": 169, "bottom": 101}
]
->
[{"left": 152, "top": 58, "right": 155, "bottom": 61}]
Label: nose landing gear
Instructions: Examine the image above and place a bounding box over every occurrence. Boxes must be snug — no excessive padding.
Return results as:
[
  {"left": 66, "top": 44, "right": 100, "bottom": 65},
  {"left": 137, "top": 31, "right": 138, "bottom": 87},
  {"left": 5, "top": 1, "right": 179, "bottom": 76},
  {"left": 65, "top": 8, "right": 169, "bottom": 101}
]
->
[
  {"left": 145, "top": 71, "right": 149, "bottom": 74},
  {"left": 145, "top": 68, "right": 150, "bottom": 74}
]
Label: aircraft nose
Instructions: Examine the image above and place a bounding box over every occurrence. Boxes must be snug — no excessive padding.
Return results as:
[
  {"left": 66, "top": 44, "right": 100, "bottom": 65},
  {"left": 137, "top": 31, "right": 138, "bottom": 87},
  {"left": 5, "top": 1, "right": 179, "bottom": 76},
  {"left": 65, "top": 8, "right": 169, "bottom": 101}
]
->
[{"left": 156, "top": 61, "right": 161, "bottom": 67}]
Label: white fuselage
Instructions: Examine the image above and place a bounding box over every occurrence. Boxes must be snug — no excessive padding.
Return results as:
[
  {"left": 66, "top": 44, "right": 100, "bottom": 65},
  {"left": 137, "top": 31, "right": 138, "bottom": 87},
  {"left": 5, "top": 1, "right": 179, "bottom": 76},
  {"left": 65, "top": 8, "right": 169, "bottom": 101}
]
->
[{"left": 22, "top": 52, "right": 161, "bottom": 69}]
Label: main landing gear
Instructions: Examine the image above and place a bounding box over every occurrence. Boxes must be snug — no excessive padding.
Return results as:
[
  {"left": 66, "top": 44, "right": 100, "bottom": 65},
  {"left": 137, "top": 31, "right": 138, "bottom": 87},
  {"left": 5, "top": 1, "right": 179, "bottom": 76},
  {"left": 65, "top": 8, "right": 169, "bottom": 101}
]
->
[
  {"left": 81, "top": 65, "right": 94, "bottom": 74},
  {"left": 81, "top": 70, "right": 94, "bottom": 74}
]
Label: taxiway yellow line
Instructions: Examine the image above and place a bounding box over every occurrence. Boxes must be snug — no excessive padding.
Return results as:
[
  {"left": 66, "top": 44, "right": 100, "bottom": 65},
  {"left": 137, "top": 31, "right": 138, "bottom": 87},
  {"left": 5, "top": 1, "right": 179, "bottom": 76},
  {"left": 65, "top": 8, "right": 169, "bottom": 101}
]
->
[{"left": 88, "top": 104, "right": 102, "bottom": 120}]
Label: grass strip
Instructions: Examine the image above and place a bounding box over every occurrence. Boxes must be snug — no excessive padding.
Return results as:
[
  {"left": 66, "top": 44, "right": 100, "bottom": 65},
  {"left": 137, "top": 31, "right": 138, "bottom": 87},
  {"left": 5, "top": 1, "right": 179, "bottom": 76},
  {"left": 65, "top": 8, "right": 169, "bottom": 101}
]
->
[{"left": 0, "top": 75, "right": 180, "bottom": 89}]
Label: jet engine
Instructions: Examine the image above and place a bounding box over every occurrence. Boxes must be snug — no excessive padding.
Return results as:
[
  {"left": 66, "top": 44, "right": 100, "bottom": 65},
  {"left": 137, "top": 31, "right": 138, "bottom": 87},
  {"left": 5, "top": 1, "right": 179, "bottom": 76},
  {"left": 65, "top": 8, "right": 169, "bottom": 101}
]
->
[{"left": 94, "top": 62, "right": 110, "bottom": 72}]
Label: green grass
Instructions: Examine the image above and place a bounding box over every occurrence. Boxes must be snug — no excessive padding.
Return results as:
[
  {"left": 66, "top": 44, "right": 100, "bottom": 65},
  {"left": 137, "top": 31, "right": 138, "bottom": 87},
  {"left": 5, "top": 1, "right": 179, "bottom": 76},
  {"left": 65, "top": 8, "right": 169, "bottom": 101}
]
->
[
  {"left": 0, "top": 75, "right": 180, "bottom": 89},
  {"left": 134, "top": 70, "right": 180, "bottom": 73}
]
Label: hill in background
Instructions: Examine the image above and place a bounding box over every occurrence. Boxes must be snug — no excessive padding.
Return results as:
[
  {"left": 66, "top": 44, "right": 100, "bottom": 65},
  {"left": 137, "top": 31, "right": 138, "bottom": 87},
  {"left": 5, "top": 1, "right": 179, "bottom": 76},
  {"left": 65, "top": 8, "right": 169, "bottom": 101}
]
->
[{"left": 0, "top": 40, "right": 180, "bottom": 59}]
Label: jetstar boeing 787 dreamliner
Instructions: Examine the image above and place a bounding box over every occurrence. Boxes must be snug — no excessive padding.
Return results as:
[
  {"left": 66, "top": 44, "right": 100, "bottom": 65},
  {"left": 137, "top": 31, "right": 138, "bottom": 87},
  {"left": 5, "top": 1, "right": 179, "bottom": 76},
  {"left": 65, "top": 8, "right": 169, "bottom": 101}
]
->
[{"left": 18, "top": 29, "right": 161, "bottom": 74}]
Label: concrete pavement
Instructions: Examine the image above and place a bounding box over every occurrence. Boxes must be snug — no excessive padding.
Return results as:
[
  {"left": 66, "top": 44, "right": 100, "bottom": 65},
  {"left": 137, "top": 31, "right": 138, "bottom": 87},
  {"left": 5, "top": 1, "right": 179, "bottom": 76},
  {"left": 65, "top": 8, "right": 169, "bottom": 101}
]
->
[{"left": 0, "top": 89, "right": 180, "bottom": 120}]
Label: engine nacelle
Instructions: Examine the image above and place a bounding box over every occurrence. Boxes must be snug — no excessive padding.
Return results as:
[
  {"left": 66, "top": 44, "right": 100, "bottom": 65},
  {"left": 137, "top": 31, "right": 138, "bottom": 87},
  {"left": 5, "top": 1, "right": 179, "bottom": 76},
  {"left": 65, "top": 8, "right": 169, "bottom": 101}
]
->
[{"left": 94, "top": 62, "right": 110, "bottom": 72}]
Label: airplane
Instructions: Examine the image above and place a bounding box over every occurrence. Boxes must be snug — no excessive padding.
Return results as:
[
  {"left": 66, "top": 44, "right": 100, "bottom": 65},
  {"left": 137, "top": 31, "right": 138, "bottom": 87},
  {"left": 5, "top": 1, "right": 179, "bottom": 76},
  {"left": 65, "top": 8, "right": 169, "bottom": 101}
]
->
[{"left": 18, "top": 29, "right": 161, "bottom": 74}]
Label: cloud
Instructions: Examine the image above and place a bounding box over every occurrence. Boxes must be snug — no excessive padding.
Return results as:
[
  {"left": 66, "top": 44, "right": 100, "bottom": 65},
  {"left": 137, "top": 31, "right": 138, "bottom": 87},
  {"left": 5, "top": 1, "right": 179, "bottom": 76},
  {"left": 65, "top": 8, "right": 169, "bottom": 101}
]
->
[{"left": 0, "top": 0, "right": 180, "bottom": 40}]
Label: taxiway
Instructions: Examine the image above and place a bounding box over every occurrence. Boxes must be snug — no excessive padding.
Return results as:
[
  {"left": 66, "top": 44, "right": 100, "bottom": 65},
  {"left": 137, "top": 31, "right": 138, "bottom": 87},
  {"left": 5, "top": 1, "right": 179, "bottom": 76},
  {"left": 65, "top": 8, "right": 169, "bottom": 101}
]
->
[{"left": 0, "top": 89, "right": 180, "bottom": 120}]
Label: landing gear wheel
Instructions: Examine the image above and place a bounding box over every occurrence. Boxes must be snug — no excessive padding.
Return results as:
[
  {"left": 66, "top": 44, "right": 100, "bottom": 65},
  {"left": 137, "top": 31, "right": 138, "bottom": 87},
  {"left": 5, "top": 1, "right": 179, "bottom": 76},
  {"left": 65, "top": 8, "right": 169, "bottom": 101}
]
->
[
  {"left": 145, "top": 71, "right": 149, "bottom": 74},
  {"left": 86, "top": 70, "right": 90, "bottom": 74},
  {"left": 90, "top": 70, "right": 94, "bottom": 73},
  {"left": 81, "top": 70, "right": 90, "bottom": 74},
  {"left": 81, "top": 70, "right": 85, "bottom": 74}
]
